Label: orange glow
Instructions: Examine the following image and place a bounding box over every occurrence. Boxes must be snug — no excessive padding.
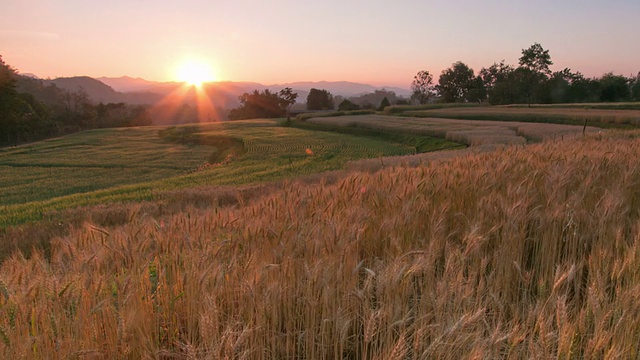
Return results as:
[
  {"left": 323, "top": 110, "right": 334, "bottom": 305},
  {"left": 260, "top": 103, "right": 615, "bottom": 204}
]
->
[
  {"left": 194, "top": 84, "right": 222, "bottom": 123},
  {"left": 175, "top": 59, "right": 216, "bottom": 87},
  {"left": 149, "top": 82, "right": 223, "bottom": 124}
]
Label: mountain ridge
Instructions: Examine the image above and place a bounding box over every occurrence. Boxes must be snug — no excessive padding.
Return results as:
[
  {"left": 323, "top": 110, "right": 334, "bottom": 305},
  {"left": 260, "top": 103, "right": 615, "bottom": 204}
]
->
[{"left": 97, "top": 76, "right": 411, "bottom": 98}]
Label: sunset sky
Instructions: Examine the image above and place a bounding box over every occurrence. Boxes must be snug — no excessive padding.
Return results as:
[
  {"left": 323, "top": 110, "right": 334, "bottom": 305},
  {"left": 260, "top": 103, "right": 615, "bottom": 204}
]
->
[{"left": 1, "top": 0, "right": 639, "bottom": 88}]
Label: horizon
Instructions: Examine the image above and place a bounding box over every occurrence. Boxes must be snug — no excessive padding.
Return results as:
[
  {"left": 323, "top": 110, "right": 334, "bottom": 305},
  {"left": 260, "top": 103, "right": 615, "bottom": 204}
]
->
[
  {"left": 15, "top": 73, "right": 414, "bottom": 90},
  {"left": 2, "top": 1, "right": 639, "bottom": 88}
]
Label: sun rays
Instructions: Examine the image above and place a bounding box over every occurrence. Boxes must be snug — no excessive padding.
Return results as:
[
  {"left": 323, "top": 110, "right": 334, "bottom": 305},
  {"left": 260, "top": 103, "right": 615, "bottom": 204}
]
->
[{"left": 175, "top": 58, "right": 216, "bottom": 88}]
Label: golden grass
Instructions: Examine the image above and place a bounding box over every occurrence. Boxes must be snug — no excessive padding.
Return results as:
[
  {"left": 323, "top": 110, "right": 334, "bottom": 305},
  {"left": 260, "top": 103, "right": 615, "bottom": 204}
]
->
[
  {"left": 405, "top": 106, "right": 640, "bottom": 126},
  {"left": 307, "top": 114, "right": 598, "bottom": 146},
  {"left": 0, "top": 130, "right": 639, "bottom": 358}
]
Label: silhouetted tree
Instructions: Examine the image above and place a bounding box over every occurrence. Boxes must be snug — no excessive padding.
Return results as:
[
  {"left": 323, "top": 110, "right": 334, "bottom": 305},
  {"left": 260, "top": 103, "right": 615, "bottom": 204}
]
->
[
  {"left": 350, "top": 89, "right": 398, "bottom": 108},
  {"left": 466, "top": 76, "right": 487, "bottom": 103},
  {"left": 338, "top": 99, "right": 360, "bottom": 111},
  {"left": 228, "top": 89, "right": 285, "bottom": 120},
  {"left": 0, "top": 56, "right": 52, "bottom": 144},
  {"left": 306, "top": 88, "right": 334, "bottom": 110},
  {"left": 599, "top": 73, "right": 630, "bottom": 102},
  {"left": 519, "top": 43, "right": 553, "bottom": 76},
  {"left": 411, "top": 70, "right": 434, "bottom": 104},
  {"left": 436, "top": 62, "right": 476, "bottom": 102},
  {"left": 278, "top": 87, "right": 298, "bottom": 121},
  {"left": 631, "top": 72, "right": 640, "bottom": 101},
  {"left": 378, "top": 97, "right": 390, "bottom": 111},
  {"left": 480, "top": 61, "right": 514, "bottom": 104}
]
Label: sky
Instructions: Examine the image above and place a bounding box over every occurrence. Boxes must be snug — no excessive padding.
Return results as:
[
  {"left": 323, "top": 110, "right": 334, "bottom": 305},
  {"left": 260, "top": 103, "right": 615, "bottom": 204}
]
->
[{"left": 1, "top": 0, "right": 639, "bottom": 88}]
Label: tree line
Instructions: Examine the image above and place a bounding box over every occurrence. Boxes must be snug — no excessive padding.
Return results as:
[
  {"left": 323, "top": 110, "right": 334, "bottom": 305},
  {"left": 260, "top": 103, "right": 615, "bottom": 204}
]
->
[
  {"left": 411, "top": 43, "right": 640, "bottom": 105},
  {"left": 0, "top": 56, "right": 151, "bottom": 146},
  {"left": 229, "top": 88, "right": 408, "bottom": 120}
]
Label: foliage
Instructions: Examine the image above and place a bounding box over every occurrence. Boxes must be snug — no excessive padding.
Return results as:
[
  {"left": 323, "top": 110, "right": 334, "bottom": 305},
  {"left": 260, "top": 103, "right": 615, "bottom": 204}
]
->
[
  {"left": 632, "top": 73, "right": 640, "bottom": 101},
  {"left": 410, "top": 70, "right": 434, "bottom": 104},
  {"left": 228, "top": 89, "right": 285, "bottom": 120},
  {"left": 0, "top": 56, "right": 49, "bottom": 144},
  {"left": 377, "top": 96, "right": 390, "bottom": 111},
  {"left": 599, "top": 73, "right": 630, "bottom": 102},
  {"left": 306, "top": 88, "right": 334, "bottom": 110},
  {"left": 519, "top": 42, "right": 553, "bottom": 75},
  {"left": 348, "top": 89, "right": 402, "bottom": 108},
  {"left": 338, "top": 99, "right": 360, "bottom": 111},
  {"left": 278, "top": 87, "right": 298, "bottom": 121},
  {"left": 0, "top": 56, "right": 153, "bottom": 146},
  {"left": 436, "top": 61, "right": 479, "bottom": 103},
  {"left": 422, "top": 44, "right": 638, "bottom": 105}
]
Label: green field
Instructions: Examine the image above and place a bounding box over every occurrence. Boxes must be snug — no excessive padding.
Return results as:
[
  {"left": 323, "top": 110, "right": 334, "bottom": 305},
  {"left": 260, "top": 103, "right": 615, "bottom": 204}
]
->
[{"left": 0, "top": 119, "right": 457, "bottom": 227}]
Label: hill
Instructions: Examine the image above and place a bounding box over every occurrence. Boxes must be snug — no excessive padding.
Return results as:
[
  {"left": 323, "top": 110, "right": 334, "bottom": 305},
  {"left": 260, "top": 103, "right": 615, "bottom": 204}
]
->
[
  {"left": 97, "top": 76, "right": 411, "bottom": 101},
  {"left": 43, "top": 76, "right": 122, "bottom": 103},
  {"left": 96, "top": 75, "right": 167, "bottom": 92}
]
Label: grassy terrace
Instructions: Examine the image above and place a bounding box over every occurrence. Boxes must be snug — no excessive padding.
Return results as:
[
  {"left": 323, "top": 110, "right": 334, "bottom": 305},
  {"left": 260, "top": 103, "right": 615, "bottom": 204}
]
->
[
  {"left": 0, "top": 119, "right": 455, "bottom": 227},
  {"left": 397, "top": 103, "right": 640, "bottom": 128}
]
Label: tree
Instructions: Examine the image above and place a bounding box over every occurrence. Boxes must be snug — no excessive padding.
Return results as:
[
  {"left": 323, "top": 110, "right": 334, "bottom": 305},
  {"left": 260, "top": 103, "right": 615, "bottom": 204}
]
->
[
  {"left": 350, "top": 89, "right": 397, "bottom": 108},
  {"left": 565, "top": 72, "right": 601, "bottom": 103},
  {"left": 513, "top": 43, "right": 555, "bottom": 105},
  {"left": 0, "top": 55, "right": 49, "bottom": 144},
  {"left": 228, "top": 89, "right": 285, "bottom": 120},
  {"left": 519, "top": 43, "right": 553, "bottom": 76},
  {"left": 480, "top": 61, "right": 513, "bottom": 94},
  {"left": 631, "top": 72, "right": 640, "bottom": 101},
  {"left": 306, "top": 88, "right": 334, "bottom": 110},
  {"left": 278, "top": 87, "right": 298, "bottom": 121},
  {"left": 436, "top": 61, "right": 476, "bottom": 103},
  {"left": 411, "top": 70, "right": 434, "bottom": 104},
  {"left": 465, "top": 76, "right": 487, "bottom": 103},
  {"left": 378, "top": 97, "right": 390, "bottom": 111},
  {"left": 598, "top": 73, "right": 630, "bottom": 102},
  {"left": 338, "top": 99, "right": 360, "bottom": 111}
]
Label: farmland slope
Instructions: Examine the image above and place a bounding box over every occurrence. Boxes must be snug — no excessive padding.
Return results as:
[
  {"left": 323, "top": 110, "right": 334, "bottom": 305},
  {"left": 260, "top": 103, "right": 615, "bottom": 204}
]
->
[{"left": 0, "top": 130, "right": 638, "bottom": 357}]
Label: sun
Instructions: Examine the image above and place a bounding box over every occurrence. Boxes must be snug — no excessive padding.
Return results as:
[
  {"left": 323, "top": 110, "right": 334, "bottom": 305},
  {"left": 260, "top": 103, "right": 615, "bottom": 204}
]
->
[{"left": 175, "top": 59, "right": 216, "bottom": 87}]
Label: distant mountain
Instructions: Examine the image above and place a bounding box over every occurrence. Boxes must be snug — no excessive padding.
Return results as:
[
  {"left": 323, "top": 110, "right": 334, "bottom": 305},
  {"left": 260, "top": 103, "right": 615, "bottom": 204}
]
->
[
  {"left": 97, "top": 76, "right": 411, "bottom": 99},
  {"left": 17, "top": 72, "right": 40, "bottom": 79},
  {"left": 268, "top": 81, "right": 411, "bottom": 98},
  {"left": 97, "top": 76, "right": 167, "bottom": 92},
  {"left": 44, "top": 76, "right": 122, "bottom": 103},
  {"left": 33, "top": 75, "right": 411, "bottom": 113}
]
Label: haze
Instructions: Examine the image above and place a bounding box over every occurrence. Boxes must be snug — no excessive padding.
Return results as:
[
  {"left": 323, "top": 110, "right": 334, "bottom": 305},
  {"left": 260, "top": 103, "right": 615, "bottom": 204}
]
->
[{"left": 1, "top": 0, "right": 639, "bottom": 87}]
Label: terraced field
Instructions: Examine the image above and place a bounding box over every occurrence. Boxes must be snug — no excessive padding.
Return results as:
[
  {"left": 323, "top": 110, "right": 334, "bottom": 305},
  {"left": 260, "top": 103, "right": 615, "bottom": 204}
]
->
[
  {"left": 244, "top": 140, "right": 405, "bottom": 156},
  {"left": 402, "top": 105, "right": 640, "bottom": 126},
  {"left": 0, "top": 119, "right": 444, "bottom": 227},
  {"left": 305, "top": 114, "right": 599, "bottom": 146}
]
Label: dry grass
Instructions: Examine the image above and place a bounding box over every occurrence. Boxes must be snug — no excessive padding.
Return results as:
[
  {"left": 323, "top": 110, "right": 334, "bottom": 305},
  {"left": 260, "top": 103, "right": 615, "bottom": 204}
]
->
[
  {"left": 404, "top": 106, "right": 640, "bottom": 126},
  {"left": 0, "top": 130, "right": 639, "bottom": 358},
  {"left": 307, "top": 114, "right": 598, "bottom": 146}
]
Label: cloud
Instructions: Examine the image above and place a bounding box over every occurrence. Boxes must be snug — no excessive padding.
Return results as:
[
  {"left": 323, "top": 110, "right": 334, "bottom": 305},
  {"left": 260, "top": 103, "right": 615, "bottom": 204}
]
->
[{"left": 0, "top": 30, "right": 61, "bottom": 40}]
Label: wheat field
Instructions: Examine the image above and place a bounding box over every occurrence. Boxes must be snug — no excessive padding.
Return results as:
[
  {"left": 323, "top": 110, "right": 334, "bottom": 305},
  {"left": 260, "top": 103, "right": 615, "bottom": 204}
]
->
[
  {"left": 402, "top": 106, "right": 640, "bottom": 127},
  {"left": 0, "top": 129, "right": 638, "bottom": 358},
  {"left": 306, "top": 114, "right": 598, "bottom": 146}
]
